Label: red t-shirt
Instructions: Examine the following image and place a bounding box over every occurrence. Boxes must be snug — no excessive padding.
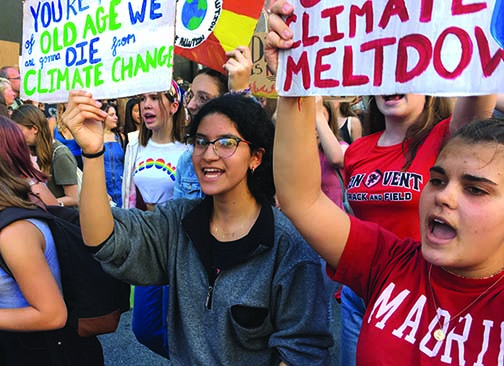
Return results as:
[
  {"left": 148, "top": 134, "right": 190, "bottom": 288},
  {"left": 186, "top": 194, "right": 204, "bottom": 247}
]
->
[
  {"left": 327, "top": 217, "right": 504, "bottom": 365},
  {"left": 344, "top": 118, "right": 450, "bottom": 240}
]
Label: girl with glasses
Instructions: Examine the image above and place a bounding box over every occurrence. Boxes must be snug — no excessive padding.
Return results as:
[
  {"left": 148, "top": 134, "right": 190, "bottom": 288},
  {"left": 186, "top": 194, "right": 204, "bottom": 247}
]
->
[{"left": 63, "top": 91, "right": 333, "bottom": 365}]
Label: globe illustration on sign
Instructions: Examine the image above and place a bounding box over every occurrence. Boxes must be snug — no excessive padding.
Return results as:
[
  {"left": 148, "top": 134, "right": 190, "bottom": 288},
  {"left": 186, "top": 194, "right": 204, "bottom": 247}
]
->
[{"left": 181, "top": 0, "right": 208, "bottom": 31}]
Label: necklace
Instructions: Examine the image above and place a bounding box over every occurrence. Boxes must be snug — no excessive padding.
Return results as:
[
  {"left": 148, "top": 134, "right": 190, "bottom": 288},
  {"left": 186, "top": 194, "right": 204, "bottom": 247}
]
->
[
  {"left": 427, "top": 264, "right": 504, "bottom": 341},
  {"left": 210, "top": 209, "right": 260, "bottom": 241},
  {"left": 211, "top": 221, "right": 246, "bottom": 241}
]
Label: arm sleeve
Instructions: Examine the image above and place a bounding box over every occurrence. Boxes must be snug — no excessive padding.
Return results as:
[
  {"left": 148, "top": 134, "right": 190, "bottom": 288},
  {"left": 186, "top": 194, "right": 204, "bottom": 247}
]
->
[
  {"left": 93, "top": 203, "right": 182, "bottom": 286},
  {"left": 326, "top": 216, "right": 415, "bottom": 303},
  {"left": 268, "top": 235, "right": 333, "bottom": 365}
]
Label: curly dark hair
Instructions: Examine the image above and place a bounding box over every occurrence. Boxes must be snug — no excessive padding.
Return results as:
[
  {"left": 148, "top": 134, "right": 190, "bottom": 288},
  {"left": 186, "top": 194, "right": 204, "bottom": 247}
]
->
[{"left": 187, "top": 94, "right": 276, "bottom": 205}]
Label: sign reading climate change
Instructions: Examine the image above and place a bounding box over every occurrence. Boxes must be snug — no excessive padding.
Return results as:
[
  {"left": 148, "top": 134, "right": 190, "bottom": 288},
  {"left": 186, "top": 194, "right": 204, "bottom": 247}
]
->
[
  {"left": 21, "top": 0, "right": 175, "bottom": 103},
  {"left": 277, "top": 0, "right": 504, "bottom": 96}
]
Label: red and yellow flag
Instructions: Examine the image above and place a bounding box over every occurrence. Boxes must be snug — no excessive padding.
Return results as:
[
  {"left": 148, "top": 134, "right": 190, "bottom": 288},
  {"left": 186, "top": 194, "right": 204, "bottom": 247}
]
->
[{"left": 175, "top": 0, "right": 264, "bottom": 73}]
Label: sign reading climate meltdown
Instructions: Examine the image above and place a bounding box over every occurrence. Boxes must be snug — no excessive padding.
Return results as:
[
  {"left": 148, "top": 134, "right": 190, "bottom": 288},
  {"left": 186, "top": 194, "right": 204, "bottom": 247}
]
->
[
  {"left": 277, "top": 0, "right": 504, "bottom": 96},
  {"left": 21, "top": 0, "right": 175, "bottom": 103}
]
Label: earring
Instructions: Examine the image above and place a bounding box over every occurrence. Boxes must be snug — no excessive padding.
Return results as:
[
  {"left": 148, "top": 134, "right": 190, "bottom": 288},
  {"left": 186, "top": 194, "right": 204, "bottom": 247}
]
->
[{"left": 250, "top": 167, "right": 256, "bottom": 174}]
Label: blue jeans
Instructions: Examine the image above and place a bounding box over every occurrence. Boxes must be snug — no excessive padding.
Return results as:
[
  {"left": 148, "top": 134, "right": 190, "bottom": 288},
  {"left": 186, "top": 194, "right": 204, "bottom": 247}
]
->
[
  {"left": 340, "top": 285, "right": 365, "bottom": 366},
  {"left": 132, "top": 285, "right": 170, "bottom": 358}
]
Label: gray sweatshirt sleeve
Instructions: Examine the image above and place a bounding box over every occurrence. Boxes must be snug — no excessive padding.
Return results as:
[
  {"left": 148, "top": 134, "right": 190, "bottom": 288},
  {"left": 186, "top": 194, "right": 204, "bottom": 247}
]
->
[
  {"left": 268, "top": 214, "right": 334, "bottom": 364},
  {"left": 93, "top": 200, "right": 197, "bottom": 286}
]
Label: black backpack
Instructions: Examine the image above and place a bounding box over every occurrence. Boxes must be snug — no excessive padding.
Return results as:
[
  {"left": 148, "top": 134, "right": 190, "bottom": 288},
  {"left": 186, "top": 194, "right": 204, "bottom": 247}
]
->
[{"left": 0, "top": 205, "right": 130, "bottom": 337}]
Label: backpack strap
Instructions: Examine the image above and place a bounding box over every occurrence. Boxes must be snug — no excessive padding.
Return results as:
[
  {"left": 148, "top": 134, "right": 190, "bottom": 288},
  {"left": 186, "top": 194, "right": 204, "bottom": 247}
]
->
[{"left": 0, "top": 207, "right": 53, "bottom": 277}]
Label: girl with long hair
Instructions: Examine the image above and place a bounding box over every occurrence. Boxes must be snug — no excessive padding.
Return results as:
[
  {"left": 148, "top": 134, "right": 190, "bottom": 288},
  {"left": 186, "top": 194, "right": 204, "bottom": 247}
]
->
[
  {"left": 123, "top": 97, "right": 141, "bottom": 146},
  {"left": 0, "top": 116, "right": 104, "bottom": 365},
  {"left": 11, "top": 105, "right": 80, "bottom": 207},
  {"left": 119, "top": 80, "right": 188, "bottom": 357},
  {"left": 101, "top": 103, "right": 125, "bottom": 207}
]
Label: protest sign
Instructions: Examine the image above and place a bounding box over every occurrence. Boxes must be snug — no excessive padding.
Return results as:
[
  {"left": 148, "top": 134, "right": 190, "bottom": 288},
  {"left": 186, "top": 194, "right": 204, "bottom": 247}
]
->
[
  {"left": 21, "top": 0, "right": 175, "bottom": 103},
  {"left": 277, "top": 0, "right": 504, "bottom": 97},
  {"left": 0, "top": 41, "right": 20, "bottom": 69},
  {"left": 174, "top": 0, "right": 263, "bottom": 73},
  {"left": 250, "top": 32, "right": 277, "bottom": 97}
]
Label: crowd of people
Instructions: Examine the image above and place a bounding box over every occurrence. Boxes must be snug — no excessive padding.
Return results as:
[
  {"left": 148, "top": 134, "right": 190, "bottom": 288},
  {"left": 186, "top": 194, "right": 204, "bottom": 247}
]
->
[{"left": 0, "top": 1, "right": 503, "bottom": 365}]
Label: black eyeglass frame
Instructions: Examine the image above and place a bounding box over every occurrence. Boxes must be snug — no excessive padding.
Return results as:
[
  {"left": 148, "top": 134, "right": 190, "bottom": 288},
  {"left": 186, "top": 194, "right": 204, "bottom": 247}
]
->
[{"left": 185, "top": 135, "right": 253, "bottom": 158}]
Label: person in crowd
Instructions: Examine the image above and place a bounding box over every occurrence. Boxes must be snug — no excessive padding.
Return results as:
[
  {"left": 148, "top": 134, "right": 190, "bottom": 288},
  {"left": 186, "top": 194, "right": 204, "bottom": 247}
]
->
[
  {"left": 317, "top": 97, "right": 348, "bottom": 209},
  {"left": 339, "top": 94, "right": 491, "bottom": 365},
  {"left": 101, "top": 103, "right": 125, "bottom": 208},
  {"left": 275, "top": 99, "right": 504, "bottom": 365},
  {"left": 11, "top": 105, "right": 80, "bottom": 208},
  {"left": 174, "top": 46, "right": 253, "bottom": 200},
  {"left": 54, "top": 103, "right": 83, "bottom": 170},
  {"left": 0, "top": 116, "right": 103, "bottom": 366},
  {"left": 266, "top": 2, "right": 498, "bottom": 365},
  {"left": 122, "top": 80, "right": 185, "bottom": 210},
  {"left": 122, "top": 47, "right": 252, "bottom": 358},
  {"left": 63, "top": 91, "right": 333, "bottom": 365},
  {"left": 332, "top": 97, "right": 362, "bottom": 144},
  {"left": 0, "top": 94, "right": 9, "bottom": 117},
  {"left": 0, "top": 66, "right": 22, "bottom": 111},
  {"left": 123, "top": 97, "right": 141, "bottom": 146},
  {"left": 121, "top": 80, "right": 186, "bottom": 358},
  {"left": 0, "top": 78, "right": 17, "bottom": 113},
  {"left": 0, "top": 67, "right": 20, "bottom": 99}
]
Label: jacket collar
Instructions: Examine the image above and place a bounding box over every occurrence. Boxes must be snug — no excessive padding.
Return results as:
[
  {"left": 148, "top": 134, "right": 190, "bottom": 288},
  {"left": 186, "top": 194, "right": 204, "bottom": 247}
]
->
[{"left": 182, "top": 196, "right": 274, "bottom": 277}]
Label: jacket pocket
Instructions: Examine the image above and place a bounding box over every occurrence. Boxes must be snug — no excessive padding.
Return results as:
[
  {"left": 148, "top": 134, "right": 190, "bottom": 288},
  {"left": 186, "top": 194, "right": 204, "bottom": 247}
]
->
[{"left": 229, "top": 305, "right": 273, "bottom": 351}]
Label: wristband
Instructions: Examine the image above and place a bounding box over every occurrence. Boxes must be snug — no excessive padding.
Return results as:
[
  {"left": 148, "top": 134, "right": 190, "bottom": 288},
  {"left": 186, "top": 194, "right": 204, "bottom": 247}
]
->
[{"left": 82, "top": 147, "right": 105, "bottom": 159}]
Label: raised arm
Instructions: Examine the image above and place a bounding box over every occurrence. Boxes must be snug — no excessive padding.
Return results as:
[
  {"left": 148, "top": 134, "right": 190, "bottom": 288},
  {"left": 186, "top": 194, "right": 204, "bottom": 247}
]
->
[
  {"left": 224, "top": 46, "right": 253, "bottom": 92},
  {"left": 61, "top": 91, "right": 111, "bottom": 246},
  {"left": 268, "top": 1, "right": 350, "bottom": 268},
  {"left": 274, "top": 97, "right": 350, "bottom": 268},
  {"left": 450, "top": 95, "right": 497, "bottom": 134}
]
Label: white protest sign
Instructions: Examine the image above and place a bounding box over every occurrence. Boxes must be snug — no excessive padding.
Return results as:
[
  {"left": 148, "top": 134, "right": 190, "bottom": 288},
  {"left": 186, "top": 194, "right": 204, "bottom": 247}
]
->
[
  {"left": 21, "top": 0, "right": 175, "bottom": 103},
  {"left": 277, "top": 0, "right": 504, "bottom": 97}
]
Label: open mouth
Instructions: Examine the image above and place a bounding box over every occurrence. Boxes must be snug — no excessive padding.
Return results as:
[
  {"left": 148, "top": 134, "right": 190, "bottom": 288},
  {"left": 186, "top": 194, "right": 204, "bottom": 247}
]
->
[
  {"left": 202, "top": 168, "right": 224, "bottom": 178},
  {"left": 383, "top": 94, "right": 405, "bottom": 102},
  {"left": 143, "top": 113, "right": 156, "bottom": 123},
  {"left": 428, "top": 217, "right": 456, "bottom": 240}
]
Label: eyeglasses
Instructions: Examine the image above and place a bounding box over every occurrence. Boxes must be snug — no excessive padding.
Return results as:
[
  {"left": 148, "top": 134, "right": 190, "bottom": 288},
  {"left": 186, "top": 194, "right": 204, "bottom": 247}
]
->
[
  {"left": 7, "top": 77, "right": 20, "bottom": 81},
  {"left": 183, "top": 90, "right": 216, "bottom": 107},
  {"left": 186, "top": 135, "right": 252, "bottom": 159}
]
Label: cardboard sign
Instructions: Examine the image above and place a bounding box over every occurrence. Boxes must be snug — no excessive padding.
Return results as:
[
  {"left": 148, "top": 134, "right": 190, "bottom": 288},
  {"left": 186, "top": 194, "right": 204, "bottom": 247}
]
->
[
  {"left": 277, "top": 0, "right": 504, "bottom": 97},
  {"left": 174, "top": 0, "right": 263, "bottom": 73},
  {"left": 250, "top": 32, "right": 277, "bottom": 97},
  {"left": 0, "top": 41, "right": 20, "bottom": 69},
  {"left": 21, "top": 0, "right": 176, "bottom": 103}
]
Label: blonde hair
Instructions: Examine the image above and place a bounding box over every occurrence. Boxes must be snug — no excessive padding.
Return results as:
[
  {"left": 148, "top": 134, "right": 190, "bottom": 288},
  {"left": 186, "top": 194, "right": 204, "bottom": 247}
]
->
[{"left": 0, "top": 78, "right": 12, "bottom": 95}]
